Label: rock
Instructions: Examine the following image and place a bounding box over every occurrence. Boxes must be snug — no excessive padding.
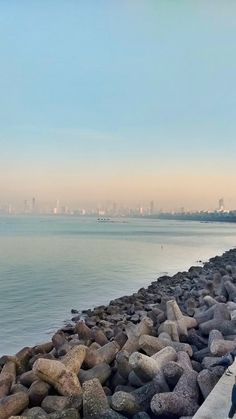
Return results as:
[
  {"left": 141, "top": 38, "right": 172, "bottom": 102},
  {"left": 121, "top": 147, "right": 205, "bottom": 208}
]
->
[
  {"left": 20, "top": 371, "right": 38, "bottom": 387},
  {"left": 197, "top": 368, "right": 221, "bottom": 399},
  {"left": 166, "top": 300, "right": 197, "bottom": 338},
  {"left": 25, "top": 407, "right": 48, "bottom": 418},
  {"left": 128, "top": 371, "right": 145, "bottom": 388},
  {"left": 15, "top": 347, "right": 33, "bottom": 374},
  {"left": 139, "top": 334, "right": 193, "bottom": 356},
  {"left": 200, "top": 319, "right": 236, "bottom": 336},
  {"left": 0, "top": 392, "right": 29, "bottom": 419},
  {"left": 132, "top": 413, "right": 151, "bottom": 419},
  {"left": 28, "top": 380, "right": 50, "bottom": 406},
  {"left": 75, "top": 321, "right": 93, "bottom": 342},
  {"left": 82, "top": 378, "right": 110, "bottom": 417},
  {"left": 11, "top": 384, "right": 28, "bottom": 395},
  {"left": 61, "top": 345, "right": 86, "bottom": 371},
  {"left": 122, "top": 318, "right": 153, "bottom": 354},
  {"left": 131, "top": 378, "right": 169, "bottom": 411},
  {"left": 163, "top": 361, "right": 184, "bottom": 388},
  {"left": 33, "top": 342, "right": 54, "bottom": 355},
  {"left": 116, "top": 351, "right": 132, "bottom": 380},
  {"left": 79, "top": 363, "right": 111, "bottom": 385},
  {"left": 151, "top": 370, "right": 199, "bottom": 417},
  {"left": 91, "top": 327, "right": 109, "bottom": 346},
  {"left": 84, "top": 342, "right": 120, "bottom": 368},
  {"left": 111, "top": 391, "right": 141, "bottom": 415},
  {"left": 42, "top": 395, "right": 70, "bottom": 413},
  {"left": 129, "top": 346, "right": 176, "bottom": 382},
  {"left": 42, "top": 395, "right": 82, "bottom": 413},
  {"left": 33, "top": 358, "right": 82, "bottom": 396},
  {"left": 48, "top": 408, "right": 80, "bottom": 419},
  {"left": 210, "top": 338, "right": 236, "bottom": 356}
]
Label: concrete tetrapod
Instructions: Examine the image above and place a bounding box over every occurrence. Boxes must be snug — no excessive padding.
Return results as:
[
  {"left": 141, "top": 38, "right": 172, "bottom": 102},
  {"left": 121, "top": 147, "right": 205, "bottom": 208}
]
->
[
  {"left": 112, "top": 376, "right": 169, "bottom": 415},
  {"left": 198, "top": 303, "right": 234, "bottom": 336},
  {"left": 162, "top": 351, "right": 192, "bottom": 389},
  {"left": 91, "top": 327, "right": 109, "bottom": 346},
  {"left": 79, "top": 363, "right": 111, "bottom": 385},
  {"left": 224, "top": 280, "right": 236, "bottom": 301},
  {"left": 0, "top": 361, "right": 16, "bottom": 398},
  {"left": 33, "top": 341, "right": 54, "bottom": 355},
  {"left": 48, "top": 407, "right": 80, "bottom": 418},
  {"left": 116, "top": 351, "right": 132, "bottom": 380},
  {"left": 163, "top": 361, "right": 184, "bottom": 388},
  {"left": 151, "top": 369, "right": 199, "bottom": 418},
  {"left": 24, "top": 406, "right": 48, "bottom": 418},
  {"left": 200, "top": 319, "right": 236, "bottom": 336},
  {"left": 194, "top": 305, "right": 215, "bottom": 324},
  {"left": 133, "top": 377, "right": 169, "bottom": 410},
  {"left": 197, "top": 368, "right": 222, "bottom": 399},
  {"left": 111, "top": 391, "right": 141, "bottom": 416},
  {"left": 61, "top": 345, "right": 87, "bottom": 373},
  {"left": 210, "top": 338, "right": 236, "bottom": 356},
  {"left": 0, "top": 392, "right": 29, "bottom": 419},
  {"left": 28, "top": 379, "right": 50, "bottom": 406},
  {"left": 158, "top": 320, "right": 180, "bottom": 342},
  {"left": 129, "top": 346, "right": 176, "bottom": 382},
  {"left": 166, "top": 299, "right": 197, "bottom": 338},
  {"left": 42, "top": 394, "right": 82, "bottom": 413},
  {"left": 122, "top": 317, "right": 153, "bottom": 354},
  {"left": 82, "top": 378, "right": 117, "bottom": 418},
  {"left": 75, "top": 321, "right": 93, "bottom": 342},
  {"left": 33, "top": 345, "right": 87, "bottom": 396},
  {"left": 14, "top": 347, "right": 33, "bottom": 374},
  {"left": 84, "top": 342, "right": 120, "bottom": 368},
  {"left": 139, "top": 334, "right": 193, "bottom": 356}
]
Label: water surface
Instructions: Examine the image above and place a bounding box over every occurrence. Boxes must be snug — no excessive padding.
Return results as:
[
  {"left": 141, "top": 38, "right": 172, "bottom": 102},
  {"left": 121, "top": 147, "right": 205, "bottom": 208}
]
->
[{"left": 0, "top": 216, "right": 235, "bottom": 354}]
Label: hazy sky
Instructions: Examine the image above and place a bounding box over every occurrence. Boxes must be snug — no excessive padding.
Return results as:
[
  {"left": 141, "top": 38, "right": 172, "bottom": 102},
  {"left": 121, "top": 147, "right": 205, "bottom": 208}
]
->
[{"left": 1, "top": 1, "right": 236, "bottom": 210}]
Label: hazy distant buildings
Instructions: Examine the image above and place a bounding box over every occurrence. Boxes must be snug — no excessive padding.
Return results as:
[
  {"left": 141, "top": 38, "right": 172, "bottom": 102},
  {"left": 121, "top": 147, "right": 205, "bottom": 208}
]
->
[
  {"left": 8, "top": 204, "right": 12, "bottom": 215},
  {"left": 149, "top": 200, "right": 154, "bottom": 215},
  {"left": 24, "top": 200, "right": 28, "bottom": 213},
  {"left": 218, "top": 198, "right": 224, "bottom": 212},
  {"left": 53, "top": 200, "right": 60, "bottom": 215},
  {"left": 32, "top": 197, "right": 36, "bottom": 213}
]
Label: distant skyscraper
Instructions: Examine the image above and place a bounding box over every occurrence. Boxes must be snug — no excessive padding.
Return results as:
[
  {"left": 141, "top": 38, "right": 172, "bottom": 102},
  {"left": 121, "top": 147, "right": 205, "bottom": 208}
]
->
[
  {"left": 53, "top": 200, "right": 60, "bottom": 215},
  {"left": 150, "top": 200, "right": 154, "bottom": 215},
  {"left": 218, "top": 198, "right": 224, "bottom": 212},
  {"left": 32, "top": 197, "right": 36, "bottom": 213},
  {"left": 112, "top": 202, "right": 117, "bottom": 215},
  {"left": 24, "top": 200, "right": 28, "bottom": 213}
]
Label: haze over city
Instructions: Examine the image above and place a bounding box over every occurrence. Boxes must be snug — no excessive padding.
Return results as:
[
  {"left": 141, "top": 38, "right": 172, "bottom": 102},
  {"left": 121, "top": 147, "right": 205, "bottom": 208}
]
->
[{"left": 1, "top": 1, "right": 236, "bottom": 210}]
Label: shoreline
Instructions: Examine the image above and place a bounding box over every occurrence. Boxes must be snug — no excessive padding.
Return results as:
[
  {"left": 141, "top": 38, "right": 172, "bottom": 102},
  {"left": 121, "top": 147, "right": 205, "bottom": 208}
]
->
[{"left": 1, "top": 247, "right": 236, "bottom": 418}]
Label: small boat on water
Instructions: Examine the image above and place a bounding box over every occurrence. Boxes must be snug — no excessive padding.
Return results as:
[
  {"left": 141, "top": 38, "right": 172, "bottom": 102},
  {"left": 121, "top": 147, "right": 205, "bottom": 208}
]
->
[{"left": 97, "top": 217, "right": 111, "bottom": 222}]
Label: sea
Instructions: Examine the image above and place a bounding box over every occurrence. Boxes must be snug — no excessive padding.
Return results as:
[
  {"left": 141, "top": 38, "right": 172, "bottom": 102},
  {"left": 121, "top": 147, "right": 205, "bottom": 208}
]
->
[{"left": 0, "top": 215, "right": 236, "bottom": 355}]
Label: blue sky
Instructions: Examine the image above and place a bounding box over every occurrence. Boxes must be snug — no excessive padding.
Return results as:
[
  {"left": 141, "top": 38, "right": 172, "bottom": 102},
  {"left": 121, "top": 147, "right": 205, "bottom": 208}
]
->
[{"left": 0, "top": 1, "right": 236, "bottom": 209}]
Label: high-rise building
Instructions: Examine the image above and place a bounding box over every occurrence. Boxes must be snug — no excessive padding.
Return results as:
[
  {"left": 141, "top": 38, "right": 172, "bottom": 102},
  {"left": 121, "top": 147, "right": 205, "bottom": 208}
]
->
[
  {"left": 112, "top": 202, "right": 117, "bottom": 215},
  {"left": 24, "top": 200, "right": 28, "bottom": 213},
  {"left": 32, "top": 197, "right": 36, "bottom": 213},
  {"left": 218, "top": 198, "right": 224, "bottom": 212},
  {"left": 150, "top": 200, "right": 154, "bottom": 215},
  {"left": 53, "top": 200, "right": 60, "bottom": 215}
]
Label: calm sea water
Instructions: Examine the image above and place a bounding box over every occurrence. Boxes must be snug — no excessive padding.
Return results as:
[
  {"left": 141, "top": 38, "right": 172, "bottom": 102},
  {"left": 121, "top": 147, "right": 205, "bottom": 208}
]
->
[{"left": 0, "top": 215, "right": 236, "bottom": 355}]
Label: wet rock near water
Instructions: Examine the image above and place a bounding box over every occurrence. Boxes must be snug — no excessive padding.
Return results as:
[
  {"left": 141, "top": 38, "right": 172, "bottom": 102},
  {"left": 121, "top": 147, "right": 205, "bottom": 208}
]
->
[{"left": 2, "top": 248, "right": 236, "bottom": 418}]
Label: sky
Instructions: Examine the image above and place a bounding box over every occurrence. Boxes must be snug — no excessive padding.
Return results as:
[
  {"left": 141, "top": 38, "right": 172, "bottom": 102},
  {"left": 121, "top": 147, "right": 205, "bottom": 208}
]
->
[{"left": 0, "top": 0, "right": 236, "bottom": 210}]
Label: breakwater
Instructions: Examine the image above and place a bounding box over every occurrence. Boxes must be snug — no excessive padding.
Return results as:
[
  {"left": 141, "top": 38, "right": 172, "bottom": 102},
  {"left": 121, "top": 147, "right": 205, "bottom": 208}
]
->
[{"left": 1, "top": 248, "right": 236, "bottom": 418}]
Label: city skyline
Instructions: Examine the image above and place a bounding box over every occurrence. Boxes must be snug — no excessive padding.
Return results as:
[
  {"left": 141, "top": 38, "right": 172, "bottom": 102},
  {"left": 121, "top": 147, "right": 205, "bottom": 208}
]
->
[
  {"left": 0, "top": 195, "right": 233, "bottom": 216},
  {"left": 1, "top": 1, "right": 236, "bottom": 207}
]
